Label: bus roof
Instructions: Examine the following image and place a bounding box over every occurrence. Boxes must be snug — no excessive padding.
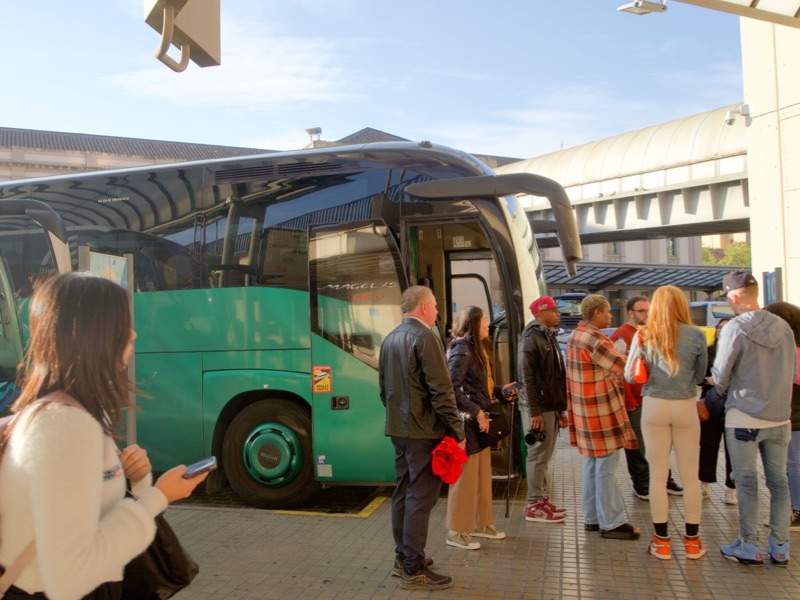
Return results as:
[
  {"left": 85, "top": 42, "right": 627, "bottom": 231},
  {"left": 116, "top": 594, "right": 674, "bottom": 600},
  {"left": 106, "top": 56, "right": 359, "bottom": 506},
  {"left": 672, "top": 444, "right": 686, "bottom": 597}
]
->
[
  {"left": 0, "top": 141, "right": 491, "bottom": 188},
  {"left": 0, "top": 141, "right": 494, "bottom": 234}
]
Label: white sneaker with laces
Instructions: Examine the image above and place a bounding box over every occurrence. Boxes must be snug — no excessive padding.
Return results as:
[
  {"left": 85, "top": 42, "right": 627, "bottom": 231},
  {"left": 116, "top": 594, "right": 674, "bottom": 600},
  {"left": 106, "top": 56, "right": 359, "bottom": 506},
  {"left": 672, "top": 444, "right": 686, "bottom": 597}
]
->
[
  {"left": 446, "top": 531, "right": 480, "bottom": 550},
  {"left": 472, "top": 525, "right": 507, "bottom": 540}
]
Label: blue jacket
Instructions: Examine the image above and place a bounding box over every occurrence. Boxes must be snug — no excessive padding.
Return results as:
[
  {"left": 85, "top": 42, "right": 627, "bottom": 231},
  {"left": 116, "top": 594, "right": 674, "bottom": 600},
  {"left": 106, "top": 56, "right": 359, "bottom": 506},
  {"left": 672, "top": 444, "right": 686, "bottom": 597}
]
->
[
  {"left": 624, "top": 324, "right": 707, "bottom": 400},
  {"left": 712, "top": 310, "right": 796, "bottom": 422}
]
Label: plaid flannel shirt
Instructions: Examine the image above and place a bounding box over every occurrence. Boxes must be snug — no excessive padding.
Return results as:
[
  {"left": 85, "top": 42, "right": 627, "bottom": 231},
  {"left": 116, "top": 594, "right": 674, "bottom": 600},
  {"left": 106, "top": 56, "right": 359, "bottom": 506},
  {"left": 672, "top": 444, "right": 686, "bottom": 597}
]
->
[{"left": 566, "top": 321, "right": 638, "bottom": 457}]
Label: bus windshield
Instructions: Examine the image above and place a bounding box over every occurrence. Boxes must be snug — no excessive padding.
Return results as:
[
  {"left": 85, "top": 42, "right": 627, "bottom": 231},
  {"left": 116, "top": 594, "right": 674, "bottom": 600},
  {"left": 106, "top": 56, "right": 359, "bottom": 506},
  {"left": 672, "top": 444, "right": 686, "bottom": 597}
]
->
[{"left": 500, "top": 194, "right": 543, "bottom": 323}]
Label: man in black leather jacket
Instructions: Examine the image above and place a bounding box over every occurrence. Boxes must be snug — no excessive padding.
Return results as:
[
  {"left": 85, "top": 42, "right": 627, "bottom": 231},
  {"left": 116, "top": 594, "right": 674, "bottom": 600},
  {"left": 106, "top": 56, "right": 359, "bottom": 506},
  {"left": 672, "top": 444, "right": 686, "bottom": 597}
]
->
[
  {"left": 379, "top": 285, "right": 465, "bottom": 591},
  {"left": 518, "top": 295, "right": 568, "bottom": 523}
]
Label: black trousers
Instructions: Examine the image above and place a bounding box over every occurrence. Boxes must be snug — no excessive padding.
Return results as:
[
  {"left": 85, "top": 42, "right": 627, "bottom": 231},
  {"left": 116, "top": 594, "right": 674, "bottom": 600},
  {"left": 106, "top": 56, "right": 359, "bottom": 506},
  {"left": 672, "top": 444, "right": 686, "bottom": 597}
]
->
[
  {"left": 4, "top": 581, "right": 121, "bottom": 600},
  {"left": 390, "top": 436, "right": 442, "bottom": 575},
  {"left": 624, "top": 406, "right": 650, "bottom": 491},
  {"left": 699, "top": 411, "right": 735, "bottom": 488}
]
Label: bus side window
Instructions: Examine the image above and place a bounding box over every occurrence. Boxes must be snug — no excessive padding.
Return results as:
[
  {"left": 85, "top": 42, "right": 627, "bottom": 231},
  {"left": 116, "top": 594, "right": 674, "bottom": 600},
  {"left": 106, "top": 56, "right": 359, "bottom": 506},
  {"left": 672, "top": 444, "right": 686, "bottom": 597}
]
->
[
  {"left": 310, "top": 224, "right": 403, "bottom": 369},
  {"left": 260, "top": 227, "right": 308, "bottom": 291}
]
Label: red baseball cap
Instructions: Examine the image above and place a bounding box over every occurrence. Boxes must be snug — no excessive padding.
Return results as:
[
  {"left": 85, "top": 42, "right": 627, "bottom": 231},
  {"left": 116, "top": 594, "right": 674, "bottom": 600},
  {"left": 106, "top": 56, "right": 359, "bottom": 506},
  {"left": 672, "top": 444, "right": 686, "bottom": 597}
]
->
[{"left": 529, "top": 295, "right": 557, "bottom": 315}]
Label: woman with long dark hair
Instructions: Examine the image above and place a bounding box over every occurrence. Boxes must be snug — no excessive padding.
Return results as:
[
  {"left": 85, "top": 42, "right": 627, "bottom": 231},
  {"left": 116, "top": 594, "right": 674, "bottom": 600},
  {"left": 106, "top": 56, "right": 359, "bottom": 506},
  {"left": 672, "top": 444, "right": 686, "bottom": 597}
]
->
[
  {"left": 0, "top": 273, "right": 207, "bottom": 600},
  {"left": 624, "top": 285, "right": 707, "bottom": 561},
  {"left": 444, "top": 306, "right": 516, "bottom": 550}
]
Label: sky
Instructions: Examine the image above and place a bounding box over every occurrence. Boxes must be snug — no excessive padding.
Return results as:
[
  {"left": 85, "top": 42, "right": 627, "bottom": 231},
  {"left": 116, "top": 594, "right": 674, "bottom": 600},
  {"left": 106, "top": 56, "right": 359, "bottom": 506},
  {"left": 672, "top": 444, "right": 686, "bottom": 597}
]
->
[{"left": 0, "top": 1, "right": 743, "bottom": 159}]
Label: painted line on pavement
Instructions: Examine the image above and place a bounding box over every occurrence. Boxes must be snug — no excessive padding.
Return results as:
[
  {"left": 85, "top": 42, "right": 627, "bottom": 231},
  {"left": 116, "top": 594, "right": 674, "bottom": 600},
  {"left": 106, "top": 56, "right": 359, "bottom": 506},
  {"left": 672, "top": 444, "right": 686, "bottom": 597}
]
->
[{"left": 270, "top": 495, "right": 387, "bottom": 519}]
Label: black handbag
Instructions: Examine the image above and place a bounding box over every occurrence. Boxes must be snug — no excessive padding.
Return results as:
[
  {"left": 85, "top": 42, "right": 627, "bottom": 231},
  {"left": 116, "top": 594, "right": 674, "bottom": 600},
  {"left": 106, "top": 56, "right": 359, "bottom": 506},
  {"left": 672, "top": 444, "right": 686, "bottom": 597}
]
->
[
  {"left": 121, "top": 513, "right": 198, "bottom": 600},
  {"left": 477, "top": 400, "right": 514, "bottom": 447}
]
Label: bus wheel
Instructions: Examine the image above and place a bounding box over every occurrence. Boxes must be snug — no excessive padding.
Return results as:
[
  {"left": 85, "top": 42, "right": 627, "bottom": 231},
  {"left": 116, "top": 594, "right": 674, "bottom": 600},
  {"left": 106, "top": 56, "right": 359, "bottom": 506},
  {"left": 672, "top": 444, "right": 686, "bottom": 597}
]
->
[{"left": 222, "top": 399, "right": 319, "bottom": 508}]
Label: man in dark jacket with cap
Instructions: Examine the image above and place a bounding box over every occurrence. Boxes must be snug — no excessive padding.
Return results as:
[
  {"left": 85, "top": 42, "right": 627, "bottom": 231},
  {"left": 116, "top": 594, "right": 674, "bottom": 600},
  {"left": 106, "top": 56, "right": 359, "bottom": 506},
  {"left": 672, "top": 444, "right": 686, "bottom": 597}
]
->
[
  {"left": 380, "top": 285, "right": 465, "bottom": 590},
  {"left": 518, "top": 295, "right": 568, "bottom": 523},
  {"left": 714, "top": 271, "right": 796, "bottom": 566}
]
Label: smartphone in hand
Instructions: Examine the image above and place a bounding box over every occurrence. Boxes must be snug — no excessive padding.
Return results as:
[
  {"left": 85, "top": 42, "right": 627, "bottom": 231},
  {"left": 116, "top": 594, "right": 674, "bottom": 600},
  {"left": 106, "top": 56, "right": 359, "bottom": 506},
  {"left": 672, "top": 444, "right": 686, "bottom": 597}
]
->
[{"left": 182, "top": 456, "right": 217, "bottom": 479}]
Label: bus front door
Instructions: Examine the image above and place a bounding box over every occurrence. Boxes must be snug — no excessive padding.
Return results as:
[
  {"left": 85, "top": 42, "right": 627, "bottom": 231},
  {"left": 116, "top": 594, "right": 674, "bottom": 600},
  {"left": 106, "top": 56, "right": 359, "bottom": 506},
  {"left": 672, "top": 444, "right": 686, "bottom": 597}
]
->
[{"left": 407, "top": 222, "right": 516, "bottom": 478}]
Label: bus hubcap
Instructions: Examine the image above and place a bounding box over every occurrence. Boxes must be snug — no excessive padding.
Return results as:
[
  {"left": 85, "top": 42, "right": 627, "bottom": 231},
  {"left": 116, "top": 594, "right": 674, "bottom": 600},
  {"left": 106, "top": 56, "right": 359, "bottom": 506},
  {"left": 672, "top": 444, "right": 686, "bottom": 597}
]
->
[{"left": 242, "top": 422, "right": 302, "bottom": 487}]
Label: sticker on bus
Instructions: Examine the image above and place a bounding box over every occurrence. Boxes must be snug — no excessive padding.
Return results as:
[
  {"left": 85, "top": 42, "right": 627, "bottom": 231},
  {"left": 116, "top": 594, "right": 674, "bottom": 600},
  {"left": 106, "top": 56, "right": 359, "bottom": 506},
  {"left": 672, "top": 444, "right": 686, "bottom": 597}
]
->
[{"left": 312, "top": 365, "right": 332, "bottom": 393}]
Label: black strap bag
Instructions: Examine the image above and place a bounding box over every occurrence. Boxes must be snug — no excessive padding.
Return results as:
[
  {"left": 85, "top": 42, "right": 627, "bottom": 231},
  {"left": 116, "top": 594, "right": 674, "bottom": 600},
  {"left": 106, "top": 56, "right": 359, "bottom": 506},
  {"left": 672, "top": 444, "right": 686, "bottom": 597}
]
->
[
  {"left": 476, "top": 400, "right": 514, "bottom": 447},
  {"left": 121, "top": 512, "right": 199, "bottom": 600}
]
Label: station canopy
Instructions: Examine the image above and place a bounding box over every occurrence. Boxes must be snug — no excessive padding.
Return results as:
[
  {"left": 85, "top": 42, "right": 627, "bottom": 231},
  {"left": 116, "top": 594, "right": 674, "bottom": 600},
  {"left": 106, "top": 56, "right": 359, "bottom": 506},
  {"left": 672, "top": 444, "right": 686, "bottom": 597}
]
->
[
  {"left": 499, "top": 104, "right": 745, "bottom": 192},
  {"left": 542, "top": 260, "right": 743, "bottom": 293},
  {"left": 677, "top": 1, "right": 800, "bottom": 29}
]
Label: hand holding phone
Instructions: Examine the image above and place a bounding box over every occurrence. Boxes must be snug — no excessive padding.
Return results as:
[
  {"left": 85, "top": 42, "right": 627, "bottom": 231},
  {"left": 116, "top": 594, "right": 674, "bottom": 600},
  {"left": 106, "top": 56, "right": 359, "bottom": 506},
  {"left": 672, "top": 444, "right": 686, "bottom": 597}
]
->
[
  {"left": 155, "top": 464, "right": 210, "bottom": 504},
  {"left": 182, "top": 456, "right": 217, "bottom": 479}
]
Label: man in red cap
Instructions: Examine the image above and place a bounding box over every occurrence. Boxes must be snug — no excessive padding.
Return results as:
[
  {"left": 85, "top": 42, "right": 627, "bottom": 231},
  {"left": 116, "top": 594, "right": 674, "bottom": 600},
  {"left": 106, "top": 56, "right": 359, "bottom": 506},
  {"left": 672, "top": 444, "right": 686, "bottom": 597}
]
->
[{"left": 517, "top": 295, "right": 569, "bottom": 523}]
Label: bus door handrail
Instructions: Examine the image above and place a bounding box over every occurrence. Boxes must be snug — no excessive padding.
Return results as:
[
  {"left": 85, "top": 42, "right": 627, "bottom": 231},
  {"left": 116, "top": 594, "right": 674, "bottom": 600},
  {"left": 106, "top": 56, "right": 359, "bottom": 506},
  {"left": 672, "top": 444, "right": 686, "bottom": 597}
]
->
[{"left": 405, "top": 173, "right": 582, "bottom": 277}]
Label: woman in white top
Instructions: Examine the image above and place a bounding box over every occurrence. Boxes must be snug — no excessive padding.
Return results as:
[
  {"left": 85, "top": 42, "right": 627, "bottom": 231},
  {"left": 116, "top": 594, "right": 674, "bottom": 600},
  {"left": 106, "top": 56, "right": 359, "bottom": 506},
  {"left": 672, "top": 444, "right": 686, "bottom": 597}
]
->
[{"left": 0, "top": 273, "right": 207, "bottom": 600}]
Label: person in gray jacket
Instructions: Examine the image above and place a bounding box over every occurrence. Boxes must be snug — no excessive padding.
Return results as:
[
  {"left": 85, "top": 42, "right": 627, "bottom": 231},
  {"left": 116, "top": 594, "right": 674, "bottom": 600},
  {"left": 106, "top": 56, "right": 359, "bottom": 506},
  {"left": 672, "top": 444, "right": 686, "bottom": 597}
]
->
[
  {"left": 713, "top": 271, "right": 796, "bottom": 566},
  {"left": 379, "top": 285, "right": 466, "bottom": 591}
]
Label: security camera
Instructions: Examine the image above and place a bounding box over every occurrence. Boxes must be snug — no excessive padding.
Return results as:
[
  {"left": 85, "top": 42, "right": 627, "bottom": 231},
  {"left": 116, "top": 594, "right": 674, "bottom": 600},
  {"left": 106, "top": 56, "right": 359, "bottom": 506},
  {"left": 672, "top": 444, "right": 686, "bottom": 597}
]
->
[{"left": 723, "top": 104, "right": 750, "bottom": 127}]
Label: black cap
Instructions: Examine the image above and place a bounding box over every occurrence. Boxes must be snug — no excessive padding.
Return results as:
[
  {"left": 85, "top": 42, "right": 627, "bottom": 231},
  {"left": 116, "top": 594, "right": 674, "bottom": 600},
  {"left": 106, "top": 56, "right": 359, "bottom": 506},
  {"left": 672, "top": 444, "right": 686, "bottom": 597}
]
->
[{"left": 722, "top": 270, "right": 757, "bottom": 293}]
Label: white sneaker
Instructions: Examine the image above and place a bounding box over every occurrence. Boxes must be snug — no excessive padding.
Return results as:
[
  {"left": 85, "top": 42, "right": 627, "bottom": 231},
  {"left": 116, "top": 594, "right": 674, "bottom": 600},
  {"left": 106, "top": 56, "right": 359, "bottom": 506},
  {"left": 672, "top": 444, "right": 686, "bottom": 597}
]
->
[
  {"left": 701, "top": 483, "right": 710, "bottom": 499},
  {"left": 446, "top": 531, "right": 480, "bottom": 550},
  {"left": 725, "top": 488, "right": 738, "bottom": 505}
]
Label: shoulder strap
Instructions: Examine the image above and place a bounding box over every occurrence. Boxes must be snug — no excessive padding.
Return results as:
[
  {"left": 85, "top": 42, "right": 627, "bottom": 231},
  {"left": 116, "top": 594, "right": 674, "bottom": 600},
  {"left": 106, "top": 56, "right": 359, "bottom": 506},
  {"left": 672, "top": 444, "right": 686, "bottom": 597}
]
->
[{"left": 0, "top": 540, "right": 35, "bottom": 594}]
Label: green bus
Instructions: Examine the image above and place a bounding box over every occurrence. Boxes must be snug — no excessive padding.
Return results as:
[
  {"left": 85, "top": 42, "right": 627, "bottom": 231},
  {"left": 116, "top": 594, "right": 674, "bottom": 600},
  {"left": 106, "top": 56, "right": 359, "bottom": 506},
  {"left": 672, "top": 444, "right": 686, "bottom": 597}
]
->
[{"left": 0, "top": 142, "right": 581, "bottom": 507}]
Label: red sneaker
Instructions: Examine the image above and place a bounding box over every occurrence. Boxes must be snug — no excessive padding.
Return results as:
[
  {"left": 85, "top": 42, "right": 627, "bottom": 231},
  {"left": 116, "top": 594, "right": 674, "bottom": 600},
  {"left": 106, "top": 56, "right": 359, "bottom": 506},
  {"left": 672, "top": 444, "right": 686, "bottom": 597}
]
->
[
  {"left": 525, "top": 499, "right": 566, "bottom": 523},
  {"left": 542, "top": 497, "right": 567, "bottom": 515}
]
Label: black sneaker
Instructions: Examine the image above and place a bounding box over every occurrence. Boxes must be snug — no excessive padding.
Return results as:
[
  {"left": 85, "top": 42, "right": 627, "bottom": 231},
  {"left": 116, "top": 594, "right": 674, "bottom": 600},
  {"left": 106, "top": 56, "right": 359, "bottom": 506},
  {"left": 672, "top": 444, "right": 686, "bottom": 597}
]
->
[
  {"left": 400, "top": 567, "right": 453, "bottom": 591},
  {"left": 791, "top": 510, "right": 800, "bottom": 532},
  {"left": 391, "top": 556, "right": 433, "bottom": 577},
  {"left": 634, "top": 488, "right": 650, "bottom": 500},
  {"left": 667, "top": 480, "right": 684, "bottom": 496}
]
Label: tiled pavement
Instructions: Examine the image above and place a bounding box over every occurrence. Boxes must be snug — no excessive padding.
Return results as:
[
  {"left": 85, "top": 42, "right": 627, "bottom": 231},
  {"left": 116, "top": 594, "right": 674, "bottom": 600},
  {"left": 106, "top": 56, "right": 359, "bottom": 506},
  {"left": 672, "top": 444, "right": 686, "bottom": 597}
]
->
[{"left": 170, "top": 441, "right": 800, "bottom": 600}]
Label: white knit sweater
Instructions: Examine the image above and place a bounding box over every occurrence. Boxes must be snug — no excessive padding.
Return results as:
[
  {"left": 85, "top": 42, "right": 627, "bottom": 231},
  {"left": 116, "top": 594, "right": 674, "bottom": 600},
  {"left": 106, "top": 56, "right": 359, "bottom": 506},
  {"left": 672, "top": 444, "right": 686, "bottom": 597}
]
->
[{"left": 0, "top": 403, "right": 168, "bottom": 600}]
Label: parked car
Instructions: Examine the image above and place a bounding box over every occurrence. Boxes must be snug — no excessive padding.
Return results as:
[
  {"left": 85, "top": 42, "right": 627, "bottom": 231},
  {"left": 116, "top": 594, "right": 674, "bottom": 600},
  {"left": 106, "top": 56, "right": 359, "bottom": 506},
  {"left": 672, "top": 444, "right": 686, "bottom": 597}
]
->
[
  {"left": 689, "top": 301, "right": 734, "bottom": 346},
  {"left": 555, "top": 292, "right": 587, "bottom": 330}
]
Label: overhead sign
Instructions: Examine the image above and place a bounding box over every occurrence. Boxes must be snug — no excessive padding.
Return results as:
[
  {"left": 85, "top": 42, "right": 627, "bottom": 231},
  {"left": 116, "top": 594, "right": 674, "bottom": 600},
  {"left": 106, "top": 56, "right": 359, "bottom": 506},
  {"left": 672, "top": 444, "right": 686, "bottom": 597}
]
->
[{"left": 87, "top": 252, "right": 130, "bottom": 290}]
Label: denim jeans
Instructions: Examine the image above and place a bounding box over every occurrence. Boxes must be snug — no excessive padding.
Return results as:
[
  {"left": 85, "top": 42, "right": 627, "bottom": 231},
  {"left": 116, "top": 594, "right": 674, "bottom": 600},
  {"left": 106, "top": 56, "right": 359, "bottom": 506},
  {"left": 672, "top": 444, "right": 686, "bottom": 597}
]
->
[
  {"left": 582, "top": 450, "right": 627, "bottom": 530},
  {"left": 518, "top": 402, "right": 559, "bottom": 503},
  {"left": 726, "top": 424, "right": 791, "bottom": 545},
  {"left": 789, "top": 430, "right": 800, "bottom": 511}
]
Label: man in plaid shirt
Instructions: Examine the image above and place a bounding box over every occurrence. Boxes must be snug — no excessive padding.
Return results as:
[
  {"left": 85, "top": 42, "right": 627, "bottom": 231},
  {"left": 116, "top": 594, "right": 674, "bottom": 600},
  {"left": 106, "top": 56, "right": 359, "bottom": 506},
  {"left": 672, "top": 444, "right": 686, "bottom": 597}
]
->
[{"left": 566, "top": 294, "right": 640, "bottom": 540}]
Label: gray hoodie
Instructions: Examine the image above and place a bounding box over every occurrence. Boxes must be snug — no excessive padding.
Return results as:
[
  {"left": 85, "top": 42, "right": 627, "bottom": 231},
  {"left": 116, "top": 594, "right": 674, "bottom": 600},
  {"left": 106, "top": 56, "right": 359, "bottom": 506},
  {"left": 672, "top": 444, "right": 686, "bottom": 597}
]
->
[{"left": 712, "top": 309, "right": 796, "bottom": 422}]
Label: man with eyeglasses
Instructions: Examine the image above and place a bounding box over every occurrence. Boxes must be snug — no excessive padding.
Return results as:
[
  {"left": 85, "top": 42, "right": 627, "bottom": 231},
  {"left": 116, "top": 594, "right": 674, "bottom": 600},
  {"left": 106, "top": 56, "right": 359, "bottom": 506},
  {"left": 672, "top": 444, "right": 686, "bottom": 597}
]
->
[{"left": 612, "top": 296, "right": 684, "bottom": 500}]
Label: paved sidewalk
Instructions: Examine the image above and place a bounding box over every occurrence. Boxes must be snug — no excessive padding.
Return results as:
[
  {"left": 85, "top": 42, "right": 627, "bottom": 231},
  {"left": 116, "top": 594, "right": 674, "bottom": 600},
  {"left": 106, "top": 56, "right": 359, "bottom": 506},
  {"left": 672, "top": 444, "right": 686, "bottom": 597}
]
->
[{"left": 170, "top": 443, "right": 800, "bottom": 600}]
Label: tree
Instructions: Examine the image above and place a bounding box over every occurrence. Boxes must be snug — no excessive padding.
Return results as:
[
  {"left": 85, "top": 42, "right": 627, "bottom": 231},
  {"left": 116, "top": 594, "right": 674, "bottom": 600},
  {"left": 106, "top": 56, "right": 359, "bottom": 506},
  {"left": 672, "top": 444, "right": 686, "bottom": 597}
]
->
[{"left": 703, "top": 242, "right": 751, "bottom": 267}]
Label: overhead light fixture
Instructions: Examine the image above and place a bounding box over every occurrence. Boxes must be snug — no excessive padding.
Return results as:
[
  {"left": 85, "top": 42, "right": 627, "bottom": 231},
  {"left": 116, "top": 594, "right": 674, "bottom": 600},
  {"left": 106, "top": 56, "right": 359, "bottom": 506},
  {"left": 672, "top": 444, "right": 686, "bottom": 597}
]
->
[{"left": 617, "top": 1, "right": 667, "bottom": 15}]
